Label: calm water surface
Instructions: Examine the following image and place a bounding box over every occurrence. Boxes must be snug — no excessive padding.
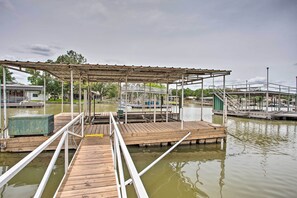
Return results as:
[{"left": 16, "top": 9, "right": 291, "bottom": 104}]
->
[{"left": 0, "top": 103, "right": 297, "bottom": 197}]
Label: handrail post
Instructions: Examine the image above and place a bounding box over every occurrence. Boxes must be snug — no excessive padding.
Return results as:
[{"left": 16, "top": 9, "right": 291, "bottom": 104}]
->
[
  {"left": 65, "top": 130, "right": 68, "bottom": 172},
  {"left": 81, "top": 114, "right": 84, "bottom": 137}
]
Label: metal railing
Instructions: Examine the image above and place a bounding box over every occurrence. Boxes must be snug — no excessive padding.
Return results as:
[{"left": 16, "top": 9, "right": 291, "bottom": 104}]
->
[
  {"left": 0, "top": 112, "right": 84, "bottom": 198},
  {"left": 109, "top": 112, "right": 191, "bottom": 197},
  {"left": 109, "top": 112, "right": 148, "bottom": 198}
]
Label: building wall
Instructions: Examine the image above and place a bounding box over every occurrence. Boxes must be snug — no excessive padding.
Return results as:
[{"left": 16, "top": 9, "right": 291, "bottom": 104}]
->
[{"left": 25, "top": 91, "right": 49, "bottom": 101}]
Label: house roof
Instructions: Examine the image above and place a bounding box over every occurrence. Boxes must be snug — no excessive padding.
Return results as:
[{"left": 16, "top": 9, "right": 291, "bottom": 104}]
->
[
  {"left": 1, "top": 84, "right": 43, "bottom": 91},
  {"left": 0, "top": 60, "right": 231, "bottom": 84}
]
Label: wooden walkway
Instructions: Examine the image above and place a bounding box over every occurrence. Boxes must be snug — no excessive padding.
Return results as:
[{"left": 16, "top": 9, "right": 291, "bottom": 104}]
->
[{"left": 56, "top": 136, "right": 118, "bottom": 198}]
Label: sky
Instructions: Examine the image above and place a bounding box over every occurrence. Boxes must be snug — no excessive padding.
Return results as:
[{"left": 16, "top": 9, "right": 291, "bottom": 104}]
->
[{"left": 0, "top": 0, "right": 296, "bottom": 88}]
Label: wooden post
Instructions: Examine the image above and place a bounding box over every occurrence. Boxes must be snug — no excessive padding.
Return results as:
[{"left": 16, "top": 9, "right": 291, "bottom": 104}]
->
[
  {"left": 201, "top": 79, "right": 204, "bottom": 121},
  {"left": 181, "top": 74, "right": 184, "bottom": 130}
]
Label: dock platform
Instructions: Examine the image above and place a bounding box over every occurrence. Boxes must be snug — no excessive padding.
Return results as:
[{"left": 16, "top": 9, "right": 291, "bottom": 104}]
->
[
  {"left": 1, "top": 112, "right": 226, "bottom": 152},
  {"left": 56, "top": 136, "right": 118, "bottom": 197},
  {"left": 85, "top": 121, "right": 225, "bottom": 146}
]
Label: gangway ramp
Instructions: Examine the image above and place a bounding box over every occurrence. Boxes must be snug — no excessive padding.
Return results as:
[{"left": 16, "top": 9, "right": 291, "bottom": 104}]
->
[{"left": 56, "top": 136, "right": 118, "bottom": 197}]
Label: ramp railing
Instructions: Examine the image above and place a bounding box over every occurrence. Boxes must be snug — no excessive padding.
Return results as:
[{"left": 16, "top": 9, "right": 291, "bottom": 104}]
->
[
  {"left": 109, "top": 112, "right": 191, "bottom": 198},
  {"left": 0, "top": 112, "right": 84, "bottom": 198}
]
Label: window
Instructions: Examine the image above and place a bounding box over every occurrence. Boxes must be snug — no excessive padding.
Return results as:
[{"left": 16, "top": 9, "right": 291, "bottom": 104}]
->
[{"left": 33, "top": 93, "right": 38, "bottom": 97}]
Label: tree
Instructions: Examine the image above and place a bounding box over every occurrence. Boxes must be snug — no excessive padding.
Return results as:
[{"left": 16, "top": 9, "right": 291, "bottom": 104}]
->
[
  {"left": 27, "top": 51, "right": 87, "bottom": 99},
  {"left": 91, "top": 82, "right": 118, "bottom": 101},
  {"left": 56, "top": 50, "right": 87, "bottom": 64},
  {"left": 0, "top": 65, "right": 16, "bottom": 83}
]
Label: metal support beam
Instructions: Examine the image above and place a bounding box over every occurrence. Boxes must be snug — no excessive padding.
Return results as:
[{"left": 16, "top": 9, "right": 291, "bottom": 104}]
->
[
  {"left": 70, "top": 70, "right": 74, "bottom": 120},
  {"left": 166, "top": 83, "right": 169, "bottom": 122},
  {"left": 201, "top": 79, "right": 204, "bottom": 121},
  {"left": 143, "top": 83, "right": 145, "bottom": 112},
  {"left": 295, "top": 76, "right": 297, "bottom": 112},
  {"left": 79, "top": 75, "right": 82, "bottom": 113},
  {"left": 43, "top": 72, "right": 46, "bottom": 115},
  {"left": 3, "top": 67, "right": 7, "bottom": 138},
  {"left": 153, "top": 95, "right": 156, "bottom": 123},
  {"left": 125, "top": 76, "right": 128, "bottom": 124},
  {"left": 266, "top": 67, "right": 269, "bottom": 117},
  {"left": 61, "top": 81, "right": 64, "bottom": 113},
  {"left": 222, "top": 75, "right": 227, "bottom": 126},
  {"left": 181, "top": 74, "right": 184, "bottom": 130}
]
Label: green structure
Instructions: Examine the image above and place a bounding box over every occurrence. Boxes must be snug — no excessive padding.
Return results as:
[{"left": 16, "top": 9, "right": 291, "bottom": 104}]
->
[
  {"left": 213, "top": 95, "right": 223, "bottom": 111},
  {"left": 8, "top": 114, "right": 54, "bottom": 137}
]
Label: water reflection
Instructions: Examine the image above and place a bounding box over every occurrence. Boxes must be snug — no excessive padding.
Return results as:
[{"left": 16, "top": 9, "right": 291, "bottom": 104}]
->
[
  {"left": 127, "top": 144, "right": 226, "bottom": 198},
  {"left": 0, "top": 152, "right": 74, "bottom": 198}
]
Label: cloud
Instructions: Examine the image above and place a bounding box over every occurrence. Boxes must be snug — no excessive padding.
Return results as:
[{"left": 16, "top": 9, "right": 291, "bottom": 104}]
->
[
  {"left": 28, "top": 44, "right": 61, "bottom": 56},
  {"left": 248, "top": 76, "right": 266, "bottom": 84},
  {"left": 0, "top": 0, "right": 15, "bottom": 11},
  {"left": 10, "top": 44, "right": 62, "bottom": 57}
]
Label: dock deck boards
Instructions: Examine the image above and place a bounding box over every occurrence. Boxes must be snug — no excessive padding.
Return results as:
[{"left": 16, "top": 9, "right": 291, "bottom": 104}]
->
[
  {"left": 85, "top": 121, "right": 225, "bottom": 146},
  {"left": 56, "top": 136, "right": 118, "bottom": 198}
]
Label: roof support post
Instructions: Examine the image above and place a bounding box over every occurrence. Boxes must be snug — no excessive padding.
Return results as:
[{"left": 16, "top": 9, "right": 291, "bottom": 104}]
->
[
  {"left": 248, "top": 84, "right": 251, "bottom": 113},
  {"left": 79, "top": 74, "right": 82, "bottom": 114},
  {"left": 61, "top": 81, "right": 64, "bottom": 113},
  {"left": 70, "top": 70, "right": 74, "bottom": 120},
  {"left": 266, "top": 67, "right": 269, "bottom": 118},
  {"left": 153, "top": 95, "right": 156, "bottom": 123},
  {"left": 3, "top": 67, "right": 7, "bottom": 138},
  {"left": 295, "top": 76, "right": 297, "bottom": 112},
  {"left": 125, "top": 76, "right": 128, "bottom": 124},
  {"left": 245, "top": 80, "right": 248, "bottom": 111},
  {"left": 43, "top": 72, "right": 46, "bottom": 115},
  {"left": 223, "top": 75, "right": 227, "bottom": 126},
  {"left": 166, "top": 83, "right": 169, "bottom": 122},
  {"left": 0, "top": 79, "right": 2, "bottom": 138},
  {"left": 201, "top": 79, "right": 204, "bottom": 121},
  {"left": 287, "top": 87, "right": 290, "bottom": 112},
  {"left": 142, "top": 83, "right": 146, "bottom": 113},
  {"left": 181, "top": 74, "right": 184, "bottom": 130},
  {"left": 176, "top": 84, "right": 178, "bottom": 114}
]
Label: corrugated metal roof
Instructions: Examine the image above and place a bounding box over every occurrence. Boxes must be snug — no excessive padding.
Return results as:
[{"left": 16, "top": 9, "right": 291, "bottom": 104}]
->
[{"left": 0, "top": 60, "right": 231, "bottom": 84}]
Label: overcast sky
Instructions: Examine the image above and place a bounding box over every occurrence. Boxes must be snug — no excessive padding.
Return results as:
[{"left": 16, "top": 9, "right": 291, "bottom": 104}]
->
[{"left": 0, "top": 0, "right": 296, "bottom": 87}]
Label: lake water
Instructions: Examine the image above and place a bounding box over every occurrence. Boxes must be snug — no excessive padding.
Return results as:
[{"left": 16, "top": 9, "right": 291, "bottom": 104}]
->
[{"left": 0, "top": 103, "right": 297, "bottom": 197}]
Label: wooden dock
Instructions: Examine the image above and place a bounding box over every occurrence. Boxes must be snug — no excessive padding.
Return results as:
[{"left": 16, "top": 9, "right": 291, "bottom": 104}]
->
[
  {"left": 85, "top": 121, "right": 225, "bottom": 146},
  {"left": 1, "top": 112, "right": 226, "bottom": 152},
  {"left": 56, "top": 136, "right": 118, "bottom": 197}
]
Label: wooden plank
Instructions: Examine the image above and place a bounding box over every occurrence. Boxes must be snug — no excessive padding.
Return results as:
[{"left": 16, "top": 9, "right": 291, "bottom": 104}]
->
[{"left": 56, "top": 136, "right": 118, "bottom": 198}]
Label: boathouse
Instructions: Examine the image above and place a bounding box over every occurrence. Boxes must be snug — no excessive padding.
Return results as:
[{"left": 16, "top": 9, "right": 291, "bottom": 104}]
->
[{"left": 0, "top": 60, "right": 231, "bottom": 197}]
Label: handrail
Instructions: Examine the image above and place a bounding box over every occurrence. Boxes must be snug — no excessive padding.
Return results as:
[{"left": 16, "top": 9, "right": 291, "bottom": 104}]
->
[
  {"left": 125, "top": 132, "right": 191, "bottom": 186},
  {"left": 0, "top": 112, "right": 84, "bottom": 198},
  {"left": 109, "top": 112, "right": 148, "bottom": 198}
]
